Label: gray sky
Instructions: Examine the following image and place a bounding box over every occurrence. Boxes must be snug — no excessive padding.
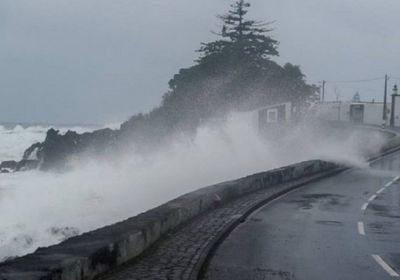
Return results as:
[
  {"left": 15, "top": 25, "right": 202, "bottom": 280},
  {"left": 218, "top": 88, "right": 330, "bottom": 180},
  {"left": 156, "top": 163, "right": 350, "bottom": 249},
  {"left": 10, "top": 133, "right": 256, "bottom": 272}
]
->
[{"left": 1, "top": 0, "right": 400, "bottom": 124}]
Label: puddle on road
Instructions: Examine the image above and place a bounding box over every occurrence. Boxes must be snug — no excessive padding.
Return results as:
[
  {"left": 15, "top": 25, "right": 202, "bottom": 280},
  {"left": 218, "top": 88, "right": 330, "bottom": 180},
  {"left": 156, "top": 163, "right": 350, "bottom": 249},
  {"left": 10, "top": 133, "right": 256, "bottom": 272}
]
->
[
  {"left": 368, "top": 221, "right": 394, "bottom": 235},
  {"left": 287, "top": 193, "right": 347, "bottom": 210},
  {"left": 369, "top": 204, "right": 400, "bottom": 219},
  {"left": 315, "top": 220, "right": 343, "bottom": 226}
]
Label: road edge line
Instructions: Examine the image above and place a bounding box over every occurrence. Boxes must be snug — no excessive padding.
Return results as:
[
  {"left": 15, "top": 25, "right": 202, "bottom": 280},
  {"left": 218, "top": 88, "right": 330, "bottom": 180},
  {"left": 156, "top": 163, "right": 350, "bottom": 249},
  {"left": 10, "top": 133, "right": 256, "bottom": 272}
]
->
[
  {"left": 358, "top": 222, "right": 366, "bottom": 235},
  {"left": 372, "top": 255, "right": 400, "bottom": 277}
]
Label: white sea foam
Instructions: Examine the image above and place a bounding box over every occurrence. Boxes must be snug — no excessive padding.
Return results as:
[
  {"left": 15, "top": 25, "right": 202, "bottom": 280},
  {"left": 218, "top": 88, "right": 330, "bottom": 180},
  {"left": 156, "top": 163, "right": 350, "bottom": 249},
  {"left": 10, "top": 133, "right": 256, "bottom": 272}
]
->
[
  {"left": 0, "top": 124, "right": 96, "bottom": 162},
  {"left": 0, "top": 116, "right": 386, "bottom": 261},
  {"left": 0, "top": 125, "right": 48, "bottom": 162}
]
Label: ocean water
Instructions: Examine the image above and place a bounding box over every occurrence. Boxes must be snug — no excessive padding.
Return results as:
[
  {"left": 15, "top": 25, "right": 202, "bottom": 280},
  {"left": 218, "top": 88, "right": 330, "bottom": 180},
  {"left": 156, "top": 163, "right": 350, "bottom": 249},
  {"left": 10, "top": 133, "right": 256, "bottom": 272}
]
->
[
  {"left": 0, "top": 118, "right": 388, "bottom": 261},
  {"left": 0, "top": 123, "right": 96, "bottom": 260},
  {"left": 0, "top": 123, "right": 98, "bottom": 162},
  {"left": 0, "top": 124, "right": 48, "bottom": 162}
]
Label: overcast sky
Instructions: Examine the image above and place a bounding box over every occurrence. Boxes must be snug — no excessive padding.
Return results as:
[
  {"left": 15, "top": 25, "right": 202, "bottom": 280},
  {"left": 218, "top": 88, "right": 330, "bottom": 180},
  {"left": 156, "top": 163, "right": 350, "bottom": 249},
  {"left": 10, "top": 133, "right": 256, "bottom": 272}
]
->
[{"left": 1, "top": 0, "right": 400, "bottom": 124}]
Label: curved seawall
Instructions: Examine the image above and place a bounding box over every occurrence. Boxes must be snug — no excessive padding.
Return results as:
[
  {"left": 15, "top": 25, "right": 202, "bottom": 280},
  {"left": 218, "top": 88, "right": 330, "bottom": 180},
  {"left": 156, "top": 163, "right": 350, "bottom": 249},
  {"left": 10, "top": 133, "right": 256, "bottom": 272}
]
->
[
  {"left": 1, "top": 127, "right": 399, "bottom": 280},
  {"left": 0, "top": 160, "right": 339, "bottom": 280}
]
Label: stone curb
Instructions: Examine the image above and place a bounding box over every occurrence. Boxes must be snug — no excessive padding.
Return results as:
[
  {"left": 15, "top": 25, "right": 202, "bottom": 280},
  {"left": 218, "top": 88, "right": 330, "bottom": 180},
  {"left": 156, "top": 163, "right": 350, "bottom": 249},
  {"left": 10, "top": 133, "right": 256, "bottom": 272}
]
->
[
  {"left": 99, "top": 166, "right": 346, "bottom": 280},
  {"left": 193, "top": 133, "right": 400, "bottom": 280},
  {"left": 0, "top": 161, "right": 338, "bottom": 280},
  {"left": 192, "top": 167, "right": 346, "bottom": 280}
]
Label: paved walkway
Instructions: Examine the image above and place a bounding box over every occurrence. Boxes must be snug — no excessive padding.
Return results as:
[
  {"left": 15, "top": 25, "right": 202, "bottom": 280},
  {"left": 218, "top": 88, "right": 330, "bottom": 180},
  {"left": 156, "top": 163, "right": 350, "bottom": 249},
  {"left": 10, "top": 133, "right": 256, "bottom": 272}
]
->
[
  {"left": 203, "top": 151, "right": 400, "bottom": 280},
  {"left": 100, "top": 171, "right": 334, "bottom": 280}
]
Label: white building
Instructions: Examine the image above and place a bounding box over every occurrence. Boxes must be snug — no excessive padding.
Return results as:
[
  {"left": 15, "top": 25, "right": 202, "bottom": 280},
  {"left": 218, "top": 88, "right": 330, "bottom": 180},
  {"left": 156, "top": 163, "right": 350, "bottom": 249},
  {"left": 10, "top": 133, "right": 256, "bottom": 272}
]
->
[
  {"left": 314, "top": 101, "right": 391, "bottom": 126},
  {"left": 235, "top": 102, "right": 294, "bottom": 136},
  {"left": 391, "top": 96, "right": 400, "bottom": 127},
  {"left": 314, "top": 102, "right": 350, "bottom": 122}
]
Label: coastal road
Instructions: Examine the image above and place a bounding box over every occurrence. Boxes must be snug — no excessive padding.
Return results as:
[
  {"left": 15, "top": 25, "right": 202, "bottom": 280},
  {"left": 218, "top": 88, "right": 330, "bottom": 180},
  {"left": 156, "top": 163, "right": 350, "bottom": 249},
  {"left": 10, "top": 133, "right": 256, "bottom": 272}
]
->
[{"left": 203, "top": 151, "right": 400, "bottom": 280}]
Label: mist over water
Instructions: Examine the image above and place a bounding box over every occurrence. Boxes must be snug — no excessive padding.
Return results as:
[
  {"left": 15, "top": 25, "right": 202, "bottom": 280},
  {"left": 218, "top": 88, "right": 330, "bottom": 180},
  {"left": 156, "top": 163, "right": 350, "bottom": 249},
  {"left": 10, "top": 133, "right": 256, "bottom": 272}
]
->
[
  {"left": 0, "top": 124, "right": 96, "bottom": 162},
  {"left": 0, "top": 115, "right": 387, "bottom": 260},
  {"left": 0, "top": 125, "right": 49, "bottom": 162}
]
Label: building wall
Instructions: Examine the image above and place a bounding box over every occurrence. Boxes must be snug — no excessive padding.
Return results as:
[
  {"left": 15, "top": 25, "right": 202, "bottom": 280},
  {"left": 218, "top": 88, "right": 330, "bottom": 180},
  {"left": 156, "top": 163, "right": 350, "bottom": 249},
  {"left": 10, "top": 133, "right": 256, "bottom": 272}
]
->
[
  {"left": 363, "top": 104, "right": 386, "bottom": 126},
  {"left": 394, "top": 98, "right": 400, "bottom": 127},
  {"left": 315, "top": 102, "right": 390, "bottom": 126},
  {"left": 314, "top": 102, "right": 350, "bottom": 122}
]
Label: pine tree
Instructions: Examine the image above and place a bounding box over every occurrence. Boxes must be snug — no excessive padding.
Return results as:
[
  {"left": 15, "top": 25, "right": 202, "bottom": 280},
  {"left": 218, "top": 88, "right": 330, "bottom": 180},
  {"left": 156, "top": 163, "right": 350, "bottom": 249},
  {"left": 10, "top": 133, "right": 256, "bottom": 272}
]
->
[
  {"left": 163, "top": 0, "right": 317, "bottom": 129},
  {"left": 198, "top": 0, "right": 278, "bottom": 61}
]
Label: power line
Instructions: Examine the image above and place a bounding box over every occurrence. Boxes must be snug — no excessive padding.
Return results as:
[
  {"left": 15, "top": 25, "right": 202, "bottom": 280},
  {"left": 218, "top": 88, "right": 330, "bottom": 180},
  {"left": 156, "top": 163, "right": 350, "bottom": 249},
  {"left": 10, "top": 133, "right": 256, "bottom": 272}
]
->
[
  {"left": 323, "top": 76, "right": 400, "bottom": 84},
  {"left": 326, "top": 84, "right": 381, "bottom": 94},
  {"left": 325, "top": 77, "right": 385, "bottom": 84}
]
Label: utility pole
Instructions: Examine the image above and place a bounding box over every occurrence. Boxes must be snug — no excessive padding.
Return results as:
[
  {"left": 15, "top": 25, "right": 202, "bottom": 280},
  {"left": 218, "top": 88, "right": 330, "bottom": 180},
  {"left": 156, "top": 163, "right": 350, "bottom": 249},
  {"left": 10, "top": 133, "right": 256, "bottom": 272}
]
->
[
  {"left": 321, "top": 80, "right": 326, "bottom": 103},
  {"left": 383, "top": 74, "right": 388, "bottom": 121},
  {"left": 390, "top": 85, "right": 398, "bottom": 127},
  {"left": 334, "top": 86, "right": 341, "bottom": 121}
]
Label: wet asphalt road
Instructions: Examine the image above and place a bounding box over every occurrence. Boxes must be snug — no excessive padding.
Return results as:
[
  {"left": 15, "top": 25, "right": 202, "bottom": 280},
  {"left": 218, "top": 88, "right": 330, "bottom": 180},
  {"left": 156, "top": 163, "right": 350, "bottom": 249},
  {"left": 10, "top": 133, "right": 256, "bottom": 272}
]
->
[{"left": 204, "top": 151, "right": 400, "bottom": 280}]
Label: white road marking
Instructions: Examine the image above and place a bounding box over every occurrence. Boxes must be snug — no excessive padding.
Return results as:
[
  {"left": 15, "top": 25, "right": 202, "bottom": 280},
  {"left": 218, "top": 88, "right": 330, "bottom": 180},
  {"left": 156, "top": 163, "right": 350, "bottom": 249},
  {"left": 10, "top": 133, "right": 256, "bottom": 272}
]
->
[
  {"left": 361, "top": 176, "right": 400, "bottom": 214},
  {"left": 390, "top": 177, "right": 400, "bottom": 186},
  {"left": 377, "top": 187, "right": 386, "bottom": 194},
  {"left": 384, "top": 176, "right": 400, "bottom": 188},
  {"left": 368, "top": 194, "right": 377, "bottom": 202},
  {"left": 372, "top": 255, "right": 400, "bottom": 277},
  {"left": 358, "top": 222, "right": 366, "bottom": 235}
]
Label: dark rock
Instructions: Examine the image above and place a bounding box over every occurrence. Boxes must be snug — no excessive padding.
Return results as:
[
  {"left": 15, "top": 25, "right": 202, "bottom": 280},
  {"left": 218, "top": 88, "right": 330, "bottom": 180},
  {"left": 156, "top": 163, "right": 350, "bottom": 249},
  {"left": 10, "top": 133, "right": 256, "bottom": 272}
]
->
[
  {"left": 0, "top": 160, "right": 17, "bottom": 170},
  {"left": 15, "top": 160, "right": 39, "bottom": 171},
  {"left": 0, "top": 169, "right": 10, "bottom": 173},
  {"left": 23, "top": 143, "right": 42, "bottom": 160},
  {"left": 21, "top": 127, "right": 118, "bottom": 171}
]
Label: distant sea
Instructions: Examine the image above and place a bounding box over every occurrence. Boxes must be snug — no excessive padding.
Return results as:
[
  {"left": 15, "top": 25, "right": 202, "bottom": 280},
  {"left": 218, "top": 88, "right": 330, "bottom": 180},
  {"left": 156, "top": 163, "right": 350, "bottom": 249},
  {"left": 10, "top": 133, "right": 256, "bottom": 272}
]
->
[{"left": 0, "top": 122, "right": 100, "bottom": 162}]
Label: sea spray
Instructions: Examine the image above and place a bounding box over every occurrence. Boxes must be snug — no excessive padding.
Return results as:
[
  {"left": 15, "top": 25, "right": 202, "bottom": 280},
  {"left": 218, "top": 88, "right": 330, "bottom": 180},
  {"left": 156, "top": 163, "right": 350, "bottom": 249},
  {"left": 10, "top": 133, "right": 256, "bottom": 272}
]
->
[
  {"left": 0, "top": 115, "right": 387, "bottom": 261},
  {"left": 0, "top": 124, "right": 98, "bottom": 162}
]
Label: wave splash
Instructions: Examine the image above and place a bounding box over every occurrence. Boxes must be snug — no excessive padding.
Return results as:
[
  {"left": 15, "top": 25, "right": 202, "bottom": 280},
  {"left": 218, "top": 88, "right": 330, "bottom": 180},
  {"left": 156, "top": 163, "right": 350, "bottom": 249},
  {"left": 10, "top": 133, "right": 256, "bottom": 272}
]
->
[{"left": 0, "top": 116, "right": 386, "bottom": 261}]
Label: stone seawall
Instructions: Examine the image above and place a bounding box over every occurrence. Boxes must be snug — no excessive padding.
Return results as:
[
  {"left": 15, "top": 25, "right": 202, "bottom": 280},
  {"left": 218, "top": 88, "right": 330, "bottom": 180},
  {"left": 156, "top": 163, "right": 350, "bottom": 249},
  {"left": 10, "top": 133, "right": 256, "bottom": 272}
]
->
[
  {"left": 1, "top": 125, "right": 400, "bottom": 280},
  {"left": 380, "top": 132, "right": 400, "bottom": 153},
  {"left": 0, "top": 160, "right": 338, "bottom": 280}
]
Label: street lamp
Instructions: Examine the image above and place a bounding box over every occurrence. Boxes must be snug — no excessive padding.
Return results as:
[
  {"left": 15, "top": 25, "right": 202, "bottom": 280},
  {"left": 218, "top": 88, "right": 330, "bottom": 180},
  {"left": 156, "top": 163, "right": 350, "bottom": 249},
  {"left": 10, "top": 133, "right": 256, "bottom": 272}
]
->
[{"left": 390, "top": 85, "right": 399, "bottom": 127}]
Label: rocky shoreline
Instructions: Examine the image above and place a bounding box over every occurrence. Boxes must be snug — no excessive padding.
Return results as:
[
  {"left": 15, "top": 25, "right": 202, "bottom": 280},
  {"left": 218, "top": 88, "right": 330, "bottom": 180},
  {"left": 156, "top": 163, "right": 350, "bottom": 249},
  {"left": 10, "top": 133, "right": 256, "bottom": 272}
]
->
[
  {"left": 0, "top": 159, "right": 39, "bottom": 173},
  {"left": 0, "top": 126, "right": 119, "bottom": 172}
]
